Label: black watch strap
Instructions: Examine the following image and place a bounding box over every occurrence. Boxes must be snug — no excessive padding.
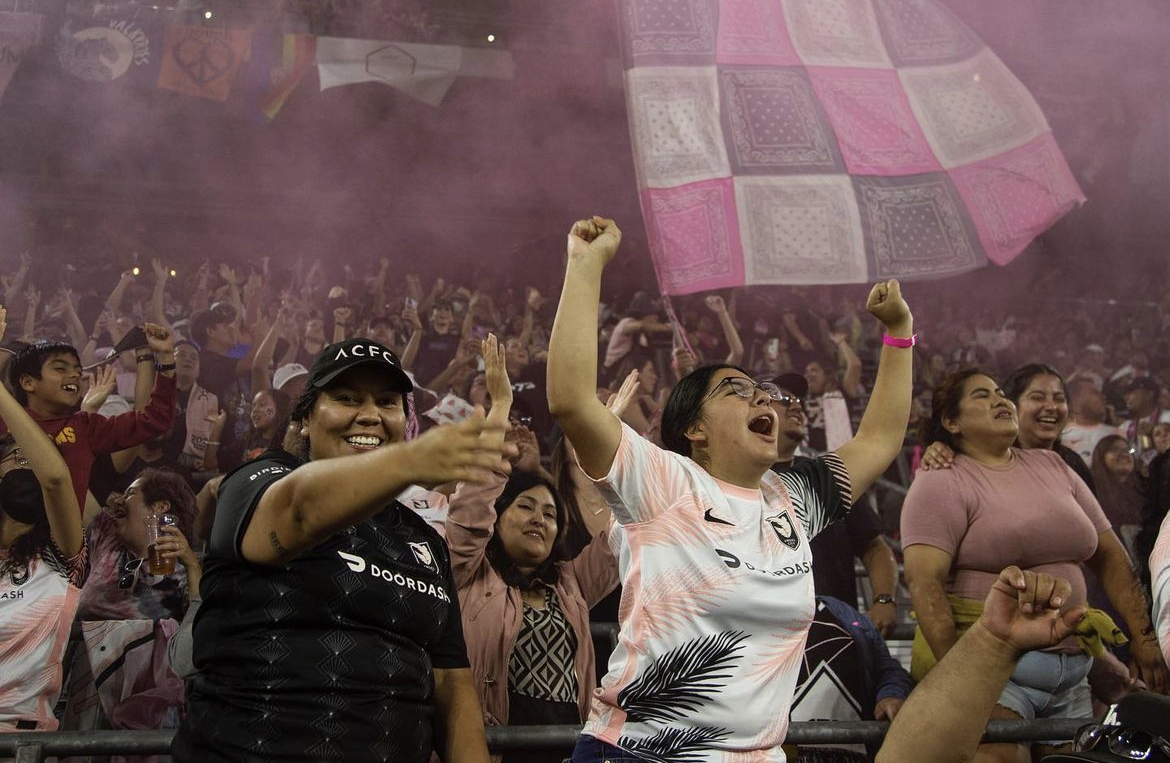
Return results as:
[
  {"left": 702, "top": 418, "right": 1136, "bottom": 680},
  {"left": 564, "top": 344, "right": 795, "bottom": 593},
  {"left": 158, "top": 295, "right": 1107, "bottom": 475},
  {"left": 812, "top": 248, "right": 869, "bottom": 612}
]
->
[{"left": 873, "top": 594, "right": 896, "bottom": 605}]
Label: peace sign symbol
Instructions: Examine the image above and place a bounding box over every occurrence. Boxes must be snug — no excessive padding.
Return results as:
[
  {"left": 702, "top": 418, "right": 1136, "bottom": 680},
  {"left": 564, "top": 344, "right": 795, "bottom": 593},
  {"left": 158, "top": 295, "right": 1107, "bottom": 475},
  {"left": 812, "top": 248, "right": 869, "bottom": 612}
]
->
[{"left": 173, "top": 36, "right": 235, "bottom": 85}]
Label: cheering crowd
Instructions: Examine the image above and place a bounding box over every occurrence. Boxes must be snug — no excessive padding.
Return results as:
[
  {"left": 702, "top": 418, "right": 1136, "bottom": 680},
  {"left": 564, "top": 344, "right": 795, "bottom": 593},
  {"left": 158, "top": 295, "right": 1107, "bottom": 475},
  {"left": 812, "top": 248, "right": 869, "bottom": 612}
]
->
[{"left": 1, "top": 219, "right": 1169, "bottom": 762}]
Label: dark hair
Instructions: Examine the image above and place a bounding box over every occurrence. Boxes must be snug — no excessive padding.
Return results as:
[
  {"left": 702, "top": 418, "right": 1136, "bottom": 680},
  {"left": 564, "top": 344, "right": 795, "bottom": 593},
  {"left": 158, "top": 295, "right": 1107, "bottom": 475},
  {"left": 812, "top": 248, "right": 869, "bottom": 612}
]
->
[
  {"left": 1002, "top": 363, "right": 1068, "bottom": 406},
  {"left": 1136, "top": 451, "right": 1170, "bottom": 593},
  {"left": 484, "top": 470, "right": 568, "bottom": 589},
  {"left": 8, "top": 342, "right": 80, "bottom": 407},
  {"left": 367, "top": 314, "right": 394, "bottom": 329},
  {"left": 0, "top": 434, "right": 51, "bottom": 574},
  {"left": 607, "top": 347, "right": 656, "bottom": 391},
  {"left": 918, "top": 367, "right": 988, "bottom": 452},
  {"left": 806, "top": 355, "right": 837, "bottom": 379},
  {"left": 1091, "top": 433, "right": 1130, "bottom": 472},
  {"left": 191, "top": 310, "right": 230, "bottom": 347},
  {"left": 135, "top": 468, "right": 197, "bottom": 537},
  {"left": 244, "top": 388, "right": 293, "bottom": 454},
  {"left": 661, "top": 363, "right": 747, "bottom": 458}
]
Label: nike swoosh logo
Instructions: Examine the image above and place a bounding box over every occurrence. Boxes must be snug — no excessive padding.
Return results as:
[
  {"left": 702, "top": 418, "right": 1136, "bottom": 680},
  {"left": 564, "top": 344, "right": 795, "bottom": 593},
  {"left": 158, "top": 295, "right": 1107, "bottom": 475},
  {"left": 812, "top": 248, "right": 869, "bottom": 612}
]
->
[{"left": 703, "top": 507, "right": 734, "bottom": 526}]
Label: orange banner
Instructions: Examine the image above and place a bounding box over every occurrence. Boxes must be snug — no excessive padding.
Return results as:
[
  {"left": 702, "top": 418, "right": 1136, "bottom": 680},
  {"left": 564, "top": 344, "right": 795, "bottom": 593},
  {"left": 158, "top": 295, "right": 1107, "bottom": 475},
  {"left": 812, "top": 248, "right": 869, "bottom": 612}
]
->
[{"left": 158, "top": 25, "right": 251, "bottom": 102}]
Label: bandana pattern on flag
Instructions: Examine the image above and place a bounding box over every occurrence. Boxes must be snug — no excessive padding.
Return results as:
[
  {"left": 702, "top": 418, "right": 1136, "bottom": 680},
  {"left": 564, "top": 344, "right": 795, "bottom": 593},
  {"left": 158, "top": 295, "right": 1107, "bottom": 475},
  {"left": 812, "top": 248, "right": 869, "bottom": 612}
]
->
[{"left": 618, "top": 0, "right": 1085, "bottom": 294}]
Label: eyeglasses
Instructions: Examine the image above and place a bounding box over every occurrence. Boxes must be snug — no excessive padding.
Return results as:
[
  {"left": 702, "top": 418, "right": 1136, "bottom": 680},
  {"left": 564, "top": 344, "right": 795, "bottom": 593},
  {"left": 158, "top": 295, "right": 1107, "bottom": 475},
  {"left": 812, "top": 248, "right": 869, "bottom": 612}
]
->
[
  {"left": 700, "top": 377, "right": 786, "bottom": 407},
  {"left": 0, "top": 448, "right": 29, "bottom": 471},
  {"left": 773, "top": 392, "right": 804, "bottom": 409},
  {"left": 1075, "top": 723, "right": 1170, "bottom": 760},
  {"left": 118, "top": 557, "right": 143, "bottom": 590}
]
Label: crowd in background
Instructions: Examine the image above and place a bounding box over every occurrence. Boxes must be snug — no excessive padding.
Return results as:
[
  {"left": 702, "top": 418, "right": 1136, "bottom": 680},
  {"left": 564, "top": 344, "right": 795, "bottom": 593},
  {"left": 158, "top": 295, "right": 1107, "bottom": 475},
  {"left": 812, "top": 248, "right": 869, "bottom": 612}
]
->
[{"left": 1, "top": 243, "right": 1169, "bottom": 761}]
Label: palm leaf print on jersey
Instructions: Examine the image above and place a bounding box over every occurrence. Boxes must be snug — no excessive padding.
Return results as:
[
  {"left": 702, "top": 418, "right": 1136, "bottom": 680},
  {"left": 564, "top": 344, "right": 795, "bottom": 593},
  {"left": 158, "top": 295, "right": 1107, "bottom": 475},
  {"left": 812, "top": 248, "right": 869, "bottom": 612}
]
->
[
  {"left": 617, "top": 629, "right": 748, "bottom": 722},
  {"left": 632, "top": 563, "right": 736, "bottom": 642},
  {"left": 617, "top": 724, "right": 732, "bottom": 763}
]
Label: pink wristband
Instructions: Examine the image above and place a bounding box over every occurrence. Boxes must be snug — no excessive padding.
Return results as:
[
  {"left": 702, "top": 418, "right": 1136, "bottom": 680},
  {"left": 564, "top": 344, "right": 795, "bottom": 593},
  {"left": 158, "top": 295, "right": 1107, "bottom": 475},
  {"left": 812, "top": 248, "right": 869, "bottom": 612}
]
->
[{"left": 882, "top": 333, "right": 917, "bottom": 348}]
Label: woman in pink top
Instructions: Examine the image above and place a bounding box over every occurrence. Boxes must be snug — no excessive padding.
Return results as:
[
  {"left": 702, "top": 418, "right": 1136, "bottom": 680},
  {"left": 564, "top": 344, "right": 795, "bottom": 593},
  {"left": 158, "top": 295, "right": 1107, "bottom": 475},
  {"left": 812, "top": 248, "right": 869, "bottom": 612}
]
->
[
  {"left": 446, "top": 336, "right": 619, "bottom": 761},
  {"left": 0, "top": 306, "right": 85, "bottom": 732},
  {"left": 548, "top": 218, "right": 915, "bottom": 763},
  {"left": 902, "top": 368, "right": 1168, "bottom": 763}
]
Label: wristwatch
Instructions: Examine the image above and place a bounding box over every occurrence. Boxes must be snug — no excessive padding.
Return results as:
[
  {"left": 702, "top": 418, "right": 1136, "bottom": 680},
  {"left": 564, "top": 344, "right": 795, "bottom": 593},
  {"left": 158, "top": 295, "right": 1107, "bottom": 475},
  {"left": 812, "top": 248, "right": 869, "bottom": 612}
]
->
[{"left": 873, "top": 594, "right": 896, "bottom": 605}]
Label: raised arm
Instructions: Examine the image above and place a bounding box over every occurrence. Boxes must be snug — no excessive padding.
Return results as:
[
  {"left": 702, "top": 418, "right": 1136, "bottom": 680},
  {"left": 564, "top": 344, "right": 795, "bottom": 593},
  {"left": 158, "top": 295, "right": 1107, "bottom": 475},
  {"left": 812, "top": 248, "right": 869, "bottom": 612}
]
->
[
  {"left": 19, "top": 284, "right": 40, "bottom": 341},
  {"left": 0, "top": 307, "right": 82, "bottom": 555},
  {"left": 443, "top": 336, "right": 516, "bottom": 583},
  {"left": 4, "top": 252, "right": 30, "bottom": 305},
  {"left": 251, "top": 310, "right": 285, "bottom": 393},
  {"left": 833, "top": 280, "right": 914, "bottom": 498},
  {"left": 240, "top": 412, "right": 510, "bottom": 566},
  {"left": 148, "top": 259, "right": 170, "bottom": 325},
  {"left": 398, "top": 305, "right": 424, "bottom": 371},
  {"left": 104, "top": 269, "right": 135, "bottom": 317},
  {"left": 546, "top": 217, "right": 624, "bottom": 479},
  {"left": 58, "top": 288, "right": 87, "bottom": 349},
  {"left": 706, "top": 295, "right": 744, "bottom": 366},
  {"left": 481, "top": 333, "right": 512, "bottom": 428},
  {"left": 833, "top": 330, "right": 863, "bottom": 399}
]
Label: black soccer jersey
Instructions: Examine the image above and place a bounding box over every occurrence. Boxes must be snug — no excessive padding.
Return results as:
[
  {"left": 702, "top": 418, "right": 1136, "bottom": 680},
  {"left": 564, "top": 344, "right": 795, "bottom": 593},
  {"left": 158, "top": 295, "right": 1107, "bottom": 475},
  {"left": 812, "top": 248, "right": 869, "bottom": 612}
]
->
[{"left": 173, "top": 451, "right": 469, "bottom": 763}]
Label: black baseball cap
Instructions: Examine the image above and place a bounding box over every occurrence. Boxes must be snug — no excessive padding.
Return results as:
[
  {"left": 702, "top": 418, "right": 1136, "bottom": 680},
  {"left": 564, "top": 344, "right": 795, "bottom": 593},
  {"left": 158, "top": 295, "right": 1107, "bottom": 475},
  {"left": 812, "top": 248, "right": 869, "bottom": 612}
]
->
[
  {"left": 771, "top": 372, "right": 809, "bottom": 400},
  {"left": 305, "top": 338, "right": 413, "bottom": 394},
  {"left": 1043, "top": 692, "right": 1170, "bottom": 762}
]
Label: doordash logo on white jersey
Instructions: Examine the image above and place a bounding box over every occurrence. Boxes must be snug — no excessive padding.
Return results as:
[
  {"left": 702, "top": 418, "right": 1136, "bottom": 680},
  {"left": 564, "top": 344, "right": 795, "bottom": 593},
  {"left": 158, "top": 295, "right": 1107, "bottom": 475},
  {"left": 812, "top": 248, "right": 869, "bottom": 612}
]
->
[{"left": 337, "top": 550, "right": 450, "bottom": 603}]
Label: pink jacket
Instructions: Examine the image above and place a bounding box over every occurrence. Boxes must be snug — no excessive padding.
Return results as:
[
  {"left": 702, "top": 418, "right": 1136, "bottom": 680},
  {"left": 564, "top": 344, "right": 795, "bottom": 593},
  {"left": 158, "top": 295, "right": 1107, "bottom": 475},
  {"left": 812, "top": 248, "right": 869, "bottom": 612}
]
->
[{"left": 446, "top": 473, "right": 619, "bottom": 726}]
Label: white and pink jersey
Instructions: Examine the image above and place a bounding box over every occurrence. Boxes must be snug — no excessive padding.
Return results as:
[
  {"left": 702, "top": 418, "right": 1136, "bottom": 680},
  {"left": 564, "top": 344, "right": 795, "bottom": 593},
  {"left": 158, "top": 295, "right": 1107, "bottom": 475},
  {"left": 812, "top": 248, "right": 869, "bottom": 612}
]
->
[
  {"left": 0, "top": 542, "right": 88, "bottom": 731},
  {"left": 1152, "top": 510, "right": 1170, "bottom": 668},
  {"left": 584, "top": 423, "right": 851, "bottom": 763},
  {"left": 398, "top": 484, "right": 450, "bottom": 538}
]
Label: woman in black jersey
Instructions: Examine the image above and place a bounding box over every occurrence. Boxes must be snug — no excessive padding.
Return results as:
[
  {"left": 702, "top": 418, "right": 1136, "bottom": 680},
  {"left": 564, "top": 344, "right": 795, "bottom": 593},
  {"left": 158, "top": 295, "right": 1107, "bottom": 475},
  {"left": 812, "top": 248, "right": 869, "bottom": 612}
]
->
[{"left": 173, "top": 337, "right": 510, "bottom": 763}]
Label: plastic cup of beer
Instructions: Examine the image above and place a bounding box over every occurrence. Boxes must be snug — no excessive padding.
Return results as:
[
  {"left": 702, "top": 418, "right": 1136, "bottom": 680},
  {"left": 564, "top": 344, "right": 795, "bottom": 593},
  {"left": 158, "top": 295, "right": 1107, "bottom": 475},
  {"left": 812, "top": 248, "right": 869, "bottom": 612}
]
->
[{"left": 144, "top": 513, "right": 177, "bottom": 575}]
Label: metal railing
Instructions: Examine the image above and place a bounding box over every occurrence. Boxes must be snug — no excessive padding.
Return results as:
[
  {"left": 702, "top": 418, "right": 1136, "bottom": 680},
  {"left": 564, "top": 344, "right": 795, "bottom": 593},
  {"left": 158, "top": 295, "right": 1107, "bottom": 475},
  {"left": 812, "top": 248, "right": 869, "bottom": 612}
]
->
[{"left": 0, "top": 720, "right": 1086, "bottom": 761}]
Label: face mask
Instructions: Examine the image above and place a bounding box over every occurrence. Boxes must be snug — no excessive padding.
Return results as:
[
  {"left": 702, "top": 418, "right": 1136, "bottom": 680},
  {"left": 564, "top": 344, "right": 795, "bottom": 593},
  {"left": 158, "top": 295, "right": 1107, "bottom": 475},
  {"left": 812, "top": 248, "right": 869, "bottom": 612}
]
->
[{"left": 0, "top": 469, "right": 47, "bottom": 525}]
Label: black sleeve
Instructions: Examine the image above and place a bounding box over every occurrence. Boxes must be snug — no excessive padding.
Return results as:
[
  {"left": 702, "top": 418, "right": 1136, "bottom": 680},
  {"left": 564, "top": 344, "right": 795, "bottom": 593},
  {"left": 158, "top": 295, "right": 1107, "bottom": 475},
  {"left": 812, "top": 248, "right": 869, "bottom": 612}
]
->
[
  {"left": 208, "top": 451, "right": 302, "bottom": 562},
  {"left": 427, "top": 529, "right": 471, "bottom": 670},
  {"left": 779, "top": 453, "right": 853, "bottom": 539},
  {"left": 845, "top": 502, "right": 884, "bottom": 558}
]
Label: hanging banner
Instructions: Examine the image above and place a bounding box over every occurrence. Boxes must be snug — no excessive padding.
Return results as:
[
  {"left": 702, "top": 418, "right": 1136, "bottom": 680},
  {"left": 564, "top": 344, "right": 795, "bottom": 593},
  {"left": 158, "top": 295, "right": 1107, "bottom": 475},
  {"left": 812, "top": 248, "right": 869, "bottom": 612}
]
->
[
  {"left": 56, "top": 16, "right": 162, "bottom": 88},
  {"left": 617, "top": 0, "right": 1085, "bottom": 293},
  {"left": 260, "top": 32, "right": 316, "bottom": 119},
  {"left": 315, "top": 36, "right": 513, "bottom": 107},
  {"left": 0, "top": 12, "right": 42, "bottom": 103},
  {"left": 158, "top": 24, "right": 252, "bottom": 102}
]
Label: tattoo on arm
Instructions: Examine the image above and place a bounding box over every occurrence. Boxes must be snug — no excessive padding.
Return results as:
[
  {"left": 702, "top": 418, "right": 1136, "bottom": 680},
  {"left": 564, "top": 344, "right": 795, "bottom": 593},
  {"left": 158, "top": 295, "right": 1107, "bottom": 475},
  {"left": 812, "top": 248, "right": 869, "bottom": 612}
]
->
[{"left": 269, "top": 530, "right": 289, "bottom": 557}]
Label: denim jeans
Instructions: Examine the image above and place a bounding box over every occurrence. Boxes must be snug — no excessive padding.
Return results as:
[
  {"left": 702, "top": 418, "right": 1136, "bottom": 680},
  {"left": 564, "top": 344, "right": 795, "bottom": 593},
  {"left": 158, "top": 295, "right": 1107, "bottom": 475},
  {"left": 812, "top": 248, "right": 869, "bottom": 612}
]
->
[{"left": 570, "top": 735, "right": 652, "bottom": 763}]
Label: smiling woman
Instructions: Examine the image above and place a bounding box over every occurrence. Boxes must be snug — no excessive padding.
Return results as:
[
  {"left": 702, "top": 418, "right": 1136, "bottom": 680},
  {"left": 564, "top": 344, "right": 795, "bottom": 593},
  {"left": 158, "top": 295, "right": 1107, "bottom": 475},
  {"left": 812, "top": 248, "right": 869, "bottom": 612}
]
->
[
  {"left": 446, "top": 336, "right": 618, "bottom": 757},
  {"left": 172, "top": 337, "right": 511, "bottom": 763},
  {"left": 902, "top": 368, "right": 1169, "bottom": 762},
  {"left": 545, "top": 218, "right": 915, "bottom": 763}
]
